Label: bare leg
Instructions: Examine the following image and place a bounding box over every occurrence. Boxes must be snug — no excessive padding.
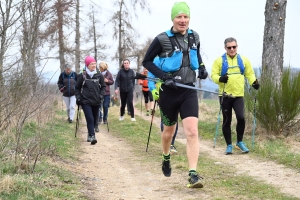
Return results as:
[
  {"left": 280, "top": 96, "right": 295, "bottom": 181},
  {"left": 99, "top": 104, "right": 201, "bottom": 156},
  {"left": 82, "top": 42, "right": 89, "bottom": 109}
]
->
[
  {"left": 182, "top": 117, "right": 199, "bottom": 169},
  {"left": 162, "top": 124, "right": 176, "bottom": 154}
]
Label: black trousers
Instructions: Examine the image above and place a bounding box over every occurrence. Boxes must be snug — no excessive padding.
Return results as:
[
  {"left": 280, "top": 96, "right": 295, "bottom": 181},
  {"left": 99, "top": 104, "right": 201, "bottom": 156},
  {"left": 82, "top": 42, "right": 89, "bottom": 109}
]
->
[
  {"left": 120, "top": 90, "right": 134, "bottom": 118},
  {"left": 220, "top": 97, "right": 245, "bottom": 145}
]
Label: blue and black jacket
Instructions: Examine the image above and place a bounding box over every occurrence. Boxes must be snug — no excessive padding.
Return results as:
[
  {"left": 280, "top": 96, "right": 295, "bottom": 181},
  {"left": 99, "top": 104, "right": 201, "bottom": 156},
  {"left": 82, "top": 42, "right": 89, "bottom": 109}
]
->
[
  {"left": 57, "top": 71, "right": 77, "bottom": 97},
  {"left": 142, "top": 27, "right": 204, "bottom": 84}
]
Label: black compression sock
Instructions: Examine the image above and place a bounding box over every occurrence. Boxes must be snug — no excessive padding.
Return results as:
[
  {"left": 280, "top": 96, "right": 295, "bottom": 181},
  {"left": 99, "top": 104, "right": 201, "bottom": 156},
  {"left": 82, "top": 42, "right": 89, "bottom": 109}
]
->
[{"left": 162, "top": 153, "right": 170, "bottom": 161}]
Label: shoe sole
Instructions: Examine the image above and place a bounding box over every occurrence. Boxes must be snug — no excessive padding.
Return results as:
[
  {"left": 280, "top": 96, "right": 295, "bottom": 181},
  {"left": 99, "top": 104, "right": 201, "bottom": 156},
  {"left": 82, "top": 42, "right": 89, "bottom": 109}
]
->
[
  {"left": 91, "top": 140, "right": 97, "bottom": 145},
  {"left": 187, "top": 182, "right": 204, "bottom": 188},
  {"left": 170, "top": 151, "right": 177, "bottom": 155},
  {"left": 225, "top": 152, "right": 232, "bottom": 155},
  {"left": 162, "top": 170, "right": 172, "bottom": 177},
  {"left": 235, "top": 145, "right": 249, "bottom": 153}
]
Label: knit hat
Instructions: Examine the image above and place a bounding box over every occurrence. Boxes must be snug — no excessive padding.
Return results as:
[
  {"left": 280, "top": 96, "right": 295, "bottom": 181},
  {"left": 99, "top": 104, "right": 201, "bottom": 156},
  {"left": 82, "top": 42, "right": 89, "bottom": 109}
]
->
[
  {"left": 171, "top": 2, "right": 190, "bottom": 21},
  {"left": 85, "top": 56, "right": 96, "bottom": 67}
]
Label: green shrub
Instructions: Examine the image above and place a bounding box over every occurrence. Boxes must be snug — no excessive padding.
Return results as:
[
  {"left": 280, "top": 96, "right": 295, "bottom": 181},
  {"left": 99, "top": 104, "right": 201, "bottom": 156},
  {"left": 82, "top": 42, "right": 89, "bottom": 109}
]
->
[{"left": 245, "top": 68, "right": 300, "bottom": 136}]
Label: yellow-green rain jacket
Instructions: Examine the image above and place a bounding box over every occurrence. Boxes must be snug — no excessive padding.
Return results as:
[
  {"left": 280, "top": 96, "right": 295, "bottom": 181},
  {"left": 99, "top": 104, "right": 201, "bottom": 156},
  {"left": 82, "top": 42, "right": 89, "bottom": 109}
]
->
[{"left": 211, "top": 54, "right": 256, "bottom": 97}]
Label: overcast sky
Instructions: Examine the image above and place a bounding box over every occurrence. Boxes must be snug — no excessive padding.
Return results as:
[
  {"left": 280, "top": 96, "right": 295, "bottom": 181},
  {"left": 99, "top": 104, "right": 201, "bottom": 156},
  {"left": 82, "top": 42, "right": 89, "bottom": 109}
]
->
[{"left": 46, "top": 0, "right": 300, "bottom": 82}]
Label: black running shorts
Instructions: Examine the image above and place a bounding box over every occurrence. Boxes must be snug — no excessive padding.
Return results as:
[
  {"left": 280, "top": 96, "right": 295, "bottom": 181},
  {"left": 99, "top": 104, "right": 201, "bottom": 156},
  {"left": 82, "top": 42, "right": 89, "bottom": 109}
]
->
[{"left": 159, "top": 84, "right": 198, "bottom": 126}]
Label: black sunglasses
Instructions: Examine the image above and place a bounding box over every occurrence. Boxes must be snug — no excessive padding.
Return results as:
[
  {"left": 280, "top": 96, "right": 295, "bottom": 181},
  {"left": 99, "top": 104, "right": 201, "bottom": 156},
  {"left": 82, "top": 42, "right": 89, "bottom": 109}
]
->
[{"left": 226, "top": 46, "right": 237, "bottom": 50}]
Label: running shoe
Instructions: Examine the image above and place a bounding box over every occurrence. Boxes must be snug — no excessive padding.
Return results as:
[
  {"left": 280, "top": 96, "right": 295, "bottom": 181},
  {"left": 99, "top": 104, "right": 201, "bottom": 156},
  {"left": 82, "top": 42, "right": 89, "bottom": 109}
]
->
[
  {"left": 236, "top": 141, "right": 249, "bottom": 153},
  {"left": 87, "top": 135, "right": 92, "bottom": 142},
  {"left": 90, "top": 136, "right": 97, "bottom": 145},
  {"left": 187, "top": 172, "right": 204, "bottom": 188},
  {"left": 162, "top": 160, "right": 172, "bottom": 177},
  {"left": 170, "top": 145, "right": 178, "bottom": 153},
  {"left": 225, "top": 144, "right": 233, "bottom": 155}
]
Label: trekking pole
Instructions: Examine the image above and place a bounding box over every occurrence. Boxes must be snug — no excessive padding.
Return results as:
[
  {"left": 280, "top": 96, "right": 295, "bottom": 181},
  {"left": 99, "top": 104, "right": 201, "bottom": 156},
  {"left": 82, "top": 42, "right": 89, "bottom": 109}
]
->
[
  {"left": 134, "top": 73, "right": 219, "bottom": 94},
  {"left": 141, "top": 91, "right": 143, "bottom": 115},
  {"left": 61, "top": 95, "right": 64, "bottom": 121},
  {"left": 146, "top": 100, "right": 157, "bottom": 152},
  {"left": 252, "top": 94, "right": 257, "bottom": 149},
  {"left": 106, "top": 118, "right": 110, "bottom": 132},
  {"left": 75, "top": 105, "right": 80, "bottom": 137},
  {"left": 213, "top": 83, "right": 226, "bottom": 148},
  {"left": 106, "top": 121, "right": 109, "bottom": 132}
]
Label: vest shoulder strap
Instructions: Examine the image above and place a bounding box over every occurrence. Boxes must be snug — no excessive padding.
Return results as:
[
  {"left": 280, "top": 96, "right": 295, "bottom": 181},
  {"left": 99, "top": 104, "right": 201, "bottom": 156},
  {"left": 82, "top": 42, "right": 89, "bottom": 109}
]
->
[
  {"left": 221, "top": 53, "right": 245, "bottom": 76},
  {"left": 165, "top": 29, "right": 196, "bottom": 51}
]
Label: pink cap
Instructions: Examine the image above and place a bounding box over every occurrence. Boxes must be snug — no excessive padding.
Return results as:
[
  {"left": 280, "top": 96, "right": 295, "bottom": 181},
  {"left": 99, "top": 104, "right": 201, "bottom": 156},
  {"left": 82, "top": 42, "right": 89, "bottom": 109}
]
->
[{"left": 85, "top": 56, "right": 96, "bottom": 67}]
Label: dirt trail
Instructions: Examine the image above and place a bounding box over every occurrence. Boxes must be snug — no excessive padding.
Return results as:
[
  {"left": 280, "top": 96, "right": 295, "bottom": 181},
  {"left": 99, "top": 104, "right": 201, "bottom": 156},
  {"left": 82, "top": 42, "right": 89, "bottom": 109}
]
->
[
  {"left": 137, "top": 109, "right": 300, "bottom": 199},
  {"left": 69, "top": 124, "right": 210, "bottom": 200},
  {"left": 66, "top": 107, "right": 300, "bottom": 200}
]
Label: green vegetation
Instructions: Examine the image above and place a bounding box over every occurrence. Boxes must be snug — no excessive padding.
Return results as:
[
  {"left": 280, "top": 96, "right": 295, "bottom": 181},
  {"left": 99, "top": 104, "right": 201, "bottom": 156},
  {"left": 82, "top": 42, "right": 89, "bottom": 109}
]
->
[
  {"left": 245, "top": 68, "right": 300, "bottom": 136},
  {"left": 110, "top": 106, "right": 299, "bottom": 200},
  {"left": 0, "top": 111, "right": 85, "bottom": 200}
]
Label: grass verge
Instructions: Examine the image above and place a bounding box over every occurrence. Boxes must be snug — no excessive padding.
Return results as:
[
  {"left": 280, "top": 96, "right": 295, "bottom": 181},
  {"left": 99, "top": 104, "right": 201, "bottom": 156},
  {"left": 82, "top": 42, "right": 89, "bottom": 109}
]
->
[
  {"left": 111, "top": 105, "right": 298, "bottom": 200},
  {"left": 0, "top": 110, "right": 85, "bottom": 200}
]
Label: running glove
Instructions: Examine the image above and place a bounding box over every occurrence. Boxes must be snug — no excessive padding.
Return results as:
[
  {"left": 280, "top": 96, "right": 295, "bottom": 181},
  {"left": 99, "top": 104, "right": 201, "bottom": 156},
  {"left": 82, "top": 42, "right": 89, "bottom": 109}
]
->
[
  {"left": 59, "top": 87, "right": 65, "bottom": 92},
  {"left": 76, "top": 98, "right": 82, "bottom": 105},
  {"left": 252, "top": 79, "right": 260, "bottom": 90},
  {"left": 198, "top": 66, "right": 208, "bottom": 79},
  {"left": 219, "top": 74, "right": 228, "bottom": 83},
  {"left": 161, "top": 73, "right": 177, "bottom": 89},
  {"left": 152, "top": 89, "right": 159, "bottom": 100}
]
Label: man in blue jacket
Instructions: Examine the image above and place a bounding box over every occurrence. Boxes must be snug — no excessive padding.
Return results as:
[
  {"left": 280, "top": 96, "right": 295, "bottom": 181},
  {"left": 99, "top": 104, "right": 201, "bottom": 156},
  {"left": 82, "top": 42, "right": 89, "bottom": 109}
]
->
[{"left": 57, "top": 64, "right": 77, "bottom": 123}]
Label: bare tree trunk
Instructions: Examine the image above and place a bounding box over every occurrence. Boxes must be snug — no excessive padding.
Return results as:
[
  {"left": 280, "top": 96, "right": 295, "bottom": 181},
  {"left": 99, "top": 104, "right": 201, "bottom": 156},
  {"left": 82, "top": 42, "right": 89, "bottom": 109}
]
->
[
  {"left": 21, "top": 0, "right": 47, "bottom": 93},
  {"left": 262, "top": 0, "right": 287, "bottom": 84},
  {"left": 92, "top": 10, "right": 97, "bottom": 61},
  {"left": 118, "top": 0, "right": 124, "bottom": 68},
  {"left": 75, "top": 0, "right": 81, "bottom": 73},
  {"left": 57, "top": 0, "right": 65, "bottom": 72}
]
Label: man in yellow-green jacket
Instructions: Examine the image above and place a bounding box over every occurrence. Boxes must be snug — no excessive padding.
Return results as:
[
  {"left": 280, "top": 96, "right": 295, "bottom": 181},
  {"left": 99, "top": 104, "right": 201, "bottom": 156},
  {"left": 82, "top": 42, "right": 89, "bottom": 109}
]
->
[{"left": 211, "top": 37, "right": 260, "bottom": 155}]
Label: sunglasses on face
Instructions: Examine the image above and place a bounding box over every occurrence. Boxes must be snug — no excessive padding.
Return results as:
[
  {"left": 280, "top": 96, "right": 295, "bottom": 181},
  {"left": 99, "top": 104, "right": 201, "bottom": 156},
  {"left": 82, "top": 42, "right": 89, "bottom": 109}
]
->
[{"left": 226, "top": 46, "right": 237, "bottom": 50}]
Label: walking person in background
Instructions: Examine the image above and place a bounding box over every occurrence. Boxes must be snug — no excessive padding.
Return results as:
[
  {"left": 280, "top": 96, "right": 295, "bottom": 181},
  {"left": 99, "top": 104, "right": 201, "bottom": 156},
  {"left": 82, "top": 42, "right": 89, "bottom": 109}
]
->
[
  {"left": 211, "top": 37, "right": 259, "bottom": 155},
  {"left": 98, "top": 61, "right": 114, "bottom": 125},
  {"left": 138, "top": 68, "right": 154, "bottom": 116},
  {"left": 142, "top": 2, "right": 208, "bottom": 188},
  {"left": 75, "top": 56, "right": 106, "bottom": 145},
  {"left": 114, "top": 59, "right": 136, "bottom": 121},
  {"left": 57, "top": 64, "right": 77, "bottom": 123}
]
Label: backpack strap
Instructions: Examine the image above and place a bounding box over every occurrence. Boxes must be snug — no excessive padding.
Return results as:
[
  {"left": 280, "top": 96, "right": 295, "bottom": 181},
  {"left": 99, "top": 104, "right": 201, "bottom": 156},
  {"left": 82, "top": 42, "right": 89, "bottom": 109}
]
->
[
  {"left": 165, "top": 30, "right": 181, "bottom": 52},
  {"left": 187, "top": 29, "right": 197, "bottom": 49},
  {"left": 221, "top": 53, "right": 245, "bottom": 76},
  {"left": 81, "top": 71, "right": 86, "bottom": 93}
]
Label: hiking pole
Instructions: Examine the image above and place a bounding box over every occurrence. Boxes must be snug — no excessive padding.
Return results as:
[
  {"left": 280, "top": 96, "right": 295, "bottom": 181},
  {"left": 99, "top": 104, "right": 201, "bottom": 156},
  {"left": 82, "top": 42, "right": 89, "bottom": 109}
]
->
[
  {"left": 252, "top": 94, "right": 257, "bottom": 149},
  {"left": 141, "top": 91, "right": 143, "bottom": 115},
  {"left": 146, "top": 100, "right": 157, "bottom": 152},
  {"left": 61, "top": 95, "right": 64, "bottom": 121},
  {"left": 106, "top": 118, "right": 110, "bottom": 132},
  {"left": 213, "top": 83, "right": 226, "bottom": 148},
  {"left": 134, "top": 73, "right": 219, "bottom": 95},
  {"left": 75, "top": 105, "right": 80, "bottom": 137}
]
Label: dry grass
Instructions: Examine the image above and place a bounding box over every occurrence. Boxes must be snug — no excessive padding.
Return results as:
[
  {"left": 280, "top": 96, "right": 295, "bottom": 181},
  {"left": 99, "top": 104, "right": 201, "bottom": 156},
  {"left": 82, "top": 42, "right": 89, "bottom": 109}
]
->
[{"left": 0, "top": 175, "right": 15, "bottom": 194}]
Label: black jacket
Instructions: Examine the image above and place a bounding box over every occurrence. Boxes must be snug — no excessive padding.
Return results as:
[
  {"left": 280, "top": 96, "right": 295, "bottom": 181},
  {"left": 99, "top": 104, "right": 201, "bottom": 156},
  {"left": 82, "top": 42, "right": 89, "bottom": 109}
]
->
[
  {"left": 57, "top": 71, "right": 77, "bottom": 97},
  {"left": 114, "top": 68, "right": 135, "bottom": 92},
  {"left": 75, "top": 70, "right": 106, "bottom": 106}
]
